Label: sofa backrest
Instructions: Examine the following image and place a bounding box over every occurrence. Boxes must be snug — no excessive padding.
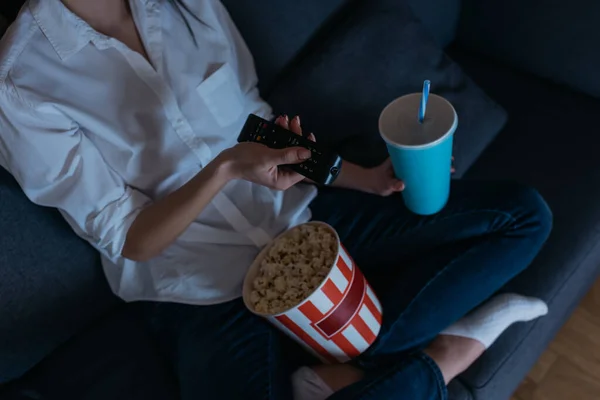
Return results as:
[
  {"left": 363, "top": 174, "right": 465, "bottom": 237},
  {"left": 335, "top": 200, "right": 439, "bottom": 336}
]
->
[
  {"left": 457, "top": 0, "right": 600, "bottom": 100},
  {"left": 222, "top": 0, "right": 462, "bottom": 93},
  {"left": 220, "top": 0, "right": 353, "bottom": 93},
  {"left": 406, "top": 0, "right": 461, "bottom": 48}
]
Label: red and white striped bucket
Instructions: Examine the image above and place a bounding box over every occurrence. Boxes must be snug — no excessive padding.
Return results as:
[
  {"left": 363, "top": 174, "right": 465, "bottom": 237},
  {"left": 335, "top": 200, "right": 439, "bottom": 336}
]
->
[{"left": 243, "top": 222, "right": 383, "bottom": 363}]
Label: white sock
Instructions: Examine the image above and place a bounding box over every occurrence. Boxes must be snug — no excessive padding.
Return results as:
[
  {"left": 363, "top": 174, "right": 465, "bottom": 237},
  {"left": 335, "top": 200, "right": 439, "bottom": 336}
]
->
[
  {"left": 440, "top": 293, "right": 548, "bottom": 348},
  {"left": 292, "top": 366, "right": 334, "bottom": 400}
]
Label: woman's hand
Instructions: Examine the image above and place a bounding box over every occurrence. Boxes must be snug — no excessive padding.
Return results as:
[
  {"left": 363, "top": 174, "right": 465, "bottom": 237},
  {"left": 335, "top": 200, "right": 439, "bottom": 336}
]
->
[
  {"left": 354, "top": 158, "right": 405, "bottom": 196},
  {"left": 275, "top": 114, "right": 316, "bottom": 142},
  {"left": 337, "top": 157, "right": 456, "bottom": 196},
  {"left": 333, "top": 158, "right": 404, "bottom": 196},
  {"left": 219, "top": 135, "right": 311, "bottom": 191}
]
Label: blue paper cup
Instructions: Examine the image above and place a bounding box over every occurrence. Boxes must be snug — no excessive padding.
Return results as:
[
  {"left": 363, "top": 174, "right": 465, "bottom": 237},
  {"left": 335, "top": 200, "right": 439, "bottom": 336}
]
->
[{"left": 379, "top": 93, "right": 458, "bottom": 215}]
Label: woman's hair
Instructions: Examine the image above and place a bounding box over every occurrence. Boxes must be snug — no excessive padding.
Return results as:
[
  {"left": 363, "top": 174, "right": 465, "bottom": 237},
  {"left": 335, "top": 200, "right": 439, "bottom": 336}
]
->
[{"left": 168, "top": 0, "right": 205, "bottom": 46}]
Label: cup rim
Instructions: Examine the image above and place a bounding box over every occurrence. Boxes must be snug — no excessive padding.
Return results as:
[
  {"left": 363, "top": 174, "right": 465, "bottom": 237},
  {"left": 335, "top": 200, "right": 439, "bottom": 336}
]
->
[
  {"left": 242, "top": 221, "right": 342, "bottom": 317},
  {"left": 379, "top": 93, "right": 458, "bottom": 150}
]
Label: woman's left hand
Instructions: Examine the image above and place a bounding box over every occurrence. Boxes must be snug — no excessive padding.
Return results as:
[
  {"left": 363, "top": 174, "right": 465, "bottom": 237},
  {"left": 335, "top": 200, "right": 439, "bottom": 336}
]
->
[{"left": 349, "top": 158, "right": 405, "bottom": 196}]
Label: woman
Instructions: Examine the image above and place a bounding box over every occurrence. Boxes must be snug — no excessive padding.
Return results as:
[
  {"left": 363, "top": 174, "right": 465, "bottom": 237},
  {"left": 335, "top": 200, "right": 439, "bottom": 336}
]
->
[{"left": 0, "top": 1, "right": 552, "bottom": 399}]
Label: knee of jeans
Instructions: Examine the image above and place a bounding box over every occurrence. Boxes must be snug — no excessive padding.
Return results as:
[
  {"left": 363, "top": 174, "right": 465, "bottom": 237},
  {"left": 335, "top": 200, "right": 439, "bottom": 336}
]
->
[{"left": 502, "top": 182, "right": 553, "bottom": 242}]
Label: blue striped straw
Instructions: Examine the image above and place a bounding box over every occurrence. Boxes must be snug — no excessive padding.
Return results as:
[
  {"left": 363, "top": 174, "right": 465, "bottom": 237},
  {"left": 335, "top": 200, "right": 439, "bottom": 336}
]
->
[{"left": 418, "top": 80, "right": 431, "bottom": 124}]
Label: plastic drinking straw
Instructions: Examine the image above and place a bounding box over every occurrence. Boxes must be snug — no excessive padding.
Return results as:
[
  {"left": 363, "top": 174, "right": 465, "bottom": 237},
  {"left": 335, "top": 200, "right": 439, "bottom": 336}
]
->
[{"left": 418, "top": 80, "right": 431, "bottom": 124}]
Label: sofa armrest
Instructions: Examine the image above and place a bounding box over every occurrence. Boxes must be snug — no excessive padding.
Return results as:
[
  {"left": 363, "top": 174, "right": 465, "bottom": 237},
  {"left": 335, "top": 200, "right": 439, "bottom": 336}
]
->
[{"left": 456, "top": 0, "right": 600, "bottom": 99}]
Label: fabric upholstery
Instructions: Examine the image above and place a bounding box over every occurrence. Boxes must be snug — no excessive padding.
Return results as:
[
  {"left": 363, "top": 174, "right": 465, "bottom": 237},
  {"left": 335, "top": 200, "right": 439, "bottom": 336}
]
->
[
  {"left": 0, "top": 306, "right": 178, "bottom": 400},
  {"left": 221, "top": 0, "right": 461, "bottom": 94},
  {"left": 267, "top": 0, "right": 506, "bottom": 177},
  {"left": 449, "top": 45, "right": 600, "bottom": 399},
  {"left": 407, "top": 0, "right": 461, "bottom": 47},
  {"left": 220, "top": 0, "right": 352, "bottom": 93},
  {"left": 0, "top": 170, "right": 120, "bottom": 383},
  {"left": 457, "top": 0, "right": 600, "bottom": 100}
]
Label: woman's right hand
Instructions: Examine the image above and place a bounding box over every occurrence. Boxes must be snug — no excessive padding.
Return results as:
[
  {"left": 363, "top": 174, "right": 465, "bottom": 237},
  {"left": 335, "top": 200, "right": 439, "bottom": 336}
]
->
[{"left": 219, "top": 117, "right": 312, "bottom": 190}]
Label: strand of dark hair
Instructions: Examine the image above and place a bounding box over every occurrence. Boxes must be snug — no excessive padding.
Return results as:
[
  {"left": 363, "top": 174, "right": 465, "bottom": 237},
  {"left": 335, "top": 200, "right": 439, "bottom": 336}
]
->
[{"left": 167, "top": 0, "right": 208, "bottom": 46}]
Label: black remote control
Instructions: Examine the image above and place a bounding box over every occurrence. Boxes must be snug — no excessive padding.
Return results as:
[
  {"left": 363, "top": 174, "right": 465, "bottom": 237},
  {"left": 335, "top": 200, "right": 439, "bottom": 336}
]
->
[{"left": 237, "top": 114, "right": 342, "bottom": 185}]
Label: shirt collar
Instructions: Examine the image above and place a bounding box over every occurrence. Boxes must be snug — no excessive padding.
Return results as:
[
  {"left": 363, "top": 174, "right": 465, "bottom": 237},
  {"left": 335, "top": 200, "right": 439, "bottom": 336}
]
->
[
  {"left": 29, "top": 0, "right": 93, "bottom": 61},
  {"left": 28, "top": 0, "right": 157, "bottom": 61}
]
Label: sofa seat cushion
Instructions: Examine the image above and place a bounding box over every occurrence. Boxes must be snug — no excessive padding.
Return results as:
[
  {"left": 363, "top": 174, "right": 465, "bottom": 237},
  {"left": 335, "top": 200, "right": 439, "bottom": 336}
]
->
[
  {"left": 448, "top": 45, "right": 600, "bottom": 400},
  {"left": 267, "top": 0, "right": 507, "bottom": 178},
  {"left": 0, "top": 307, "right": 178, "bottom": 400}
]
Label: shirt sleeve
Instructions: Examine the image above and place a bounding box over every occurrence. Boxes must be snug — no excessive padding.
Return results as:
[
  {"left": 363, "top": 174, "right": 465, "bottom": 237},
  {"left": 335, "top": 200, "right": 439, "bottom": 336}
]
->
[{"left": 0, "top": 89, "right": 151, "bottom": 262}]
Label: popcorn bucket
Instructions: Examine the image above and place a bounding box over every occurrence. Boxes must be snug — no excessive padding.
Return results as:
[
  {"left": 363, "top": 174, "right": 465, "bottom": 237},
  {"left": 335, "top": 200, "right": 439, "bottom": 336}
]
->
[{"left": 243, "top": 222, "right": 383, "bottom": 363}]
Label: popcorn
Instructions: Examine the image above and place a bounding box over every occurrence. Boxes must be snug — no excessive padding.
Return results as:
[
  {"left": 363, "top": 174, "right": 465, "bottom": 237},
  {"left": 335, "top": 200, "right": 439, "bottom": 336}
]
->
[{"left": 250, "top": 223, "right": 338, "bottom": 314}]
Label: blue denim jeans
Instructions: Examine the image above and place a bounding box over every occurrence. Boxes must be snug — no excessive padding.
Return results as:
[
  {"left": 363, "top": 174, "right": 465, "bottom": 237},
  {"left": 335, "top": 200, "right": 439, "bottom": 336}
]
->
[{"left": 142, "top": 181, "right": 552, "bottom": 400}]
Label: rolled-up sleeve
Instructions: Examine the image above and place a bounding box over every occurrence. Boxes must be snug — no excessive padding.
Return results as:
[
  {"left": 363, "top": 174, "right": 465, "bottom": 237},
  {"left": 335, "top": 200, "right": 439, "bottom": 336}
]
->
[{"left": 0, "top": 90, "right": 151, "bottom": 261}]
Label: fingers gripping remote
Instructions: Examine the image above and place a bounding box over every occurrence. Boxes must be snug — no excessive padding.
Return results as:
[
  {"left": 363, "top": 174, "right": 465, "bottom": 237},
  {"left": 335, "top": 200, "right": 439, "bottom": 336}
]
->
[{"left": 237, "top": 114, "right": 342, "bottom": 185}]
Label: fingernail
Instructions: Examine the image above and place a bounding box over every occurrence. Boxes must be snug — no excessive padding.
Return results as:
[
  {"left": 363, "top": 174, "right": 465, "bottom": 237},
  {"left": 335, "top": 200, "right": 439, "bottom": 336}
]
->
[
  {"left": 295, "top": 116, "right": 301, "bottom": 127},
  {"left": 284, "top": 114, "right": 289, "bottom": 123},
  {"left": 299, "top": 149, "right": 311, "bottom": 160}
]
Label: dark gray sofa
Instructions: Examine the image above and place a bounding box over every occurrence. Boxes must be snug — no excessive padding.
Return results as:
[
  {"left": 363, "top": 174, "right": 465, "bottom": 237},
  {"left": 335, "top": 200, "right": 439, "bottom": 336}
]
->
[{"left": 2, "top": 0, "right": 600, "bottom": 399}]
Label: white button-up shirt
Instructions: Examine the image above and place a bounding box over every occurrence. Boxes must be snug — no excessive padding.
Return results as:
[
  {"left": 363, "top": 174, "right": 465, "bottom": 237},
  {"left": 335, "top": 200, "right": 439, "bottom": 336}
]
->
[{"left": 0, "top": 0, "right": 317, "bottom": 304}]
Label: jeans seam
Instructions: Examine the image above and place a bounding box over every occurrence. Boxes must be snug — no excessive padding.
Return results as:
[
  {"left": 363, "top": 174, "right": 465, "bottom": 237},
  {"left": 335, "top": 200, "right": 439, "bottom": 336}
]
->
[
  {"left": 267, "top": 329, "right": 272, "bottom": 400},
  {"left": 347, "top": 357, "right": 413, "bottom": 398},
  {"left": 354, "top": 208, "right": 518, "bottom": 255},
  {"left": 403, "top": 208, "right": 518, "bottom": 238},
  {"left": 418, "top": 353, "right": 448, "bottom": 400},
  {"left": 343, "top": 354, "right": 448, "bottom": 399}
]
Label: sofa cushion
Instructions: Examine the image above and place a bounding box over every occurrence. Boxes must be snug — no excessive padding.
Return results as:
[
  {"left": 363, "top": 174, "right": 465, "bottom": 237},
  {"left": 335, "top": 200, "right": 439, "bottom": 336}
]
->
[
  {"left": 221, "top": 0, "right": 352, "bottom": 92},
  {"left": 0, "top": 170, "right": 120, "bottom": 384},
  {"left": 0, "top": 307, "right": 178, "bottom": 400},
  {"left": 407, "top": 0, "right": 461, "bottom": 48},
  {"left": 267, "top": 0, "right": 506, "bottom": 177},
  {"left": 448, "top": 45, "right": 600, "bottom": 400},
  {"left": 457, "top": 0, "right": 600, "bottom": 100}
]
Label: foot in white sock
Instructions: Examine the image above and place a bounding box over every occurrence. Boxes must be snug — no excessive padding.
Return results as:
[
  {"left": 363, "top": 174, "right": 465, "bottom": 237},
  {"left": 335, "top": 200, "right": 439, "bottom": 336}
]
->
[
  {"left": 441, "top": 293, "right": 548, "bottom": 348},
  {"left": 292, "top": 367, "right": 334, "bottom": 400}
]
